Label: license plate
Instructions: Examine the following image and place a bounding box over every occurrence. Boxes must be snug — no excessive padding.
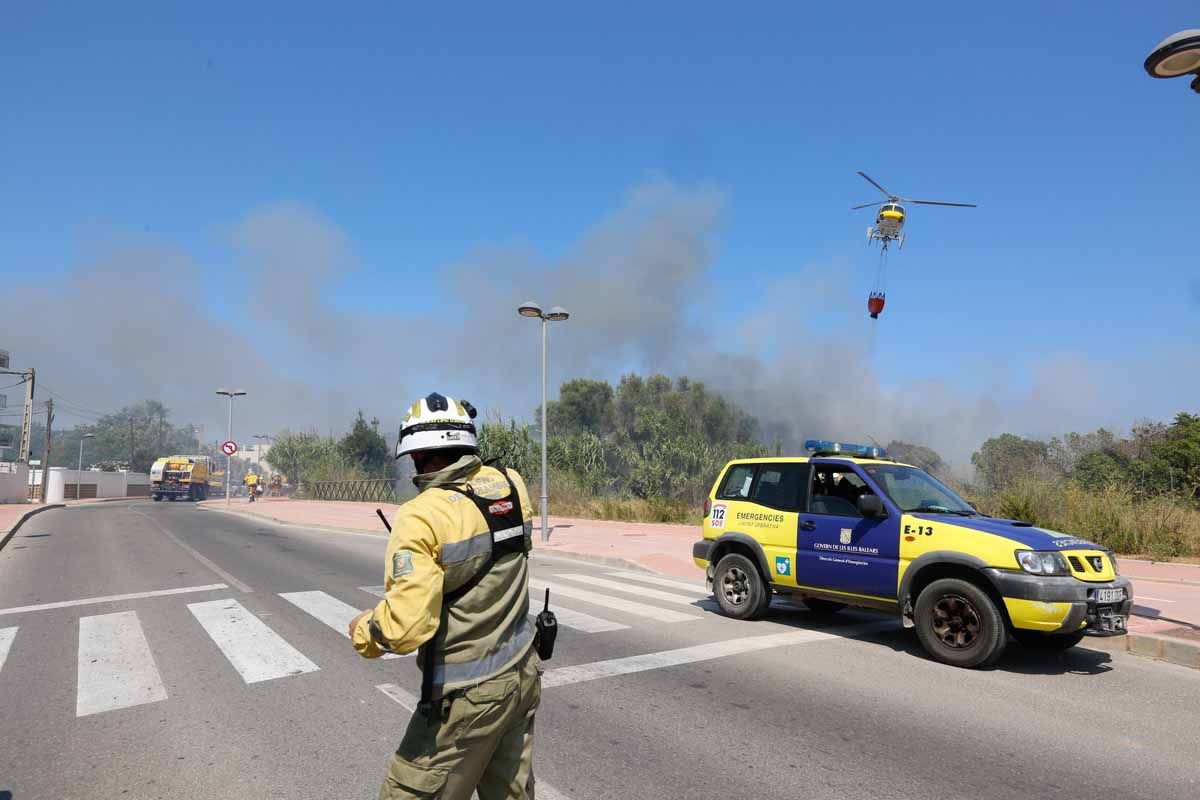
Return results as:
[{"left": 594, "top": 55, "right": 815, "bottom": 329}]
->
[{"left": 1097, "top": 588, "right": 1124, "bottom": 603}]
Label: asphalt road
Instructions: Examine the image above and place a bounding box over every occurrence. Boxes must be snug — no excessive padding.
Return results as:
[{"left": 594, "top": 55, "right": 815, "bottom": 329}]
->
[{"left": 2, "top": 500, "right": 1198, "bottom": 800}]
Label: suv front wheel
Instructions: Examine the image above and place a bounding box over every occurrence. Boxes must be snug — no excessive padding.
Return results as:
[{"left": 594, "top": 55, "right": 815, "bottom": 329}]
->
[
  {"left": 914, "top": 578, "right": 1007, "bottom": 668},
  {"left": 713, "top": 553, "right": 772, "bottom": 620}
]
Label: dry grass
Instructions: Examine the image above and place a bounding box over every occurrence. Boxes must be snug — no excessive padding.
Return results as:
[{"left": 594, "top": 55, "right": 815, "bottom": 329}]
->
[
  {"left": 973, "top": 480, "right": 1200, "bottom": 560},
  {"left": 549, "top": 478, "right": 1200, "bottom": 558},
  {"left": 539, "top": 484, "right": 698, "bottom": 525}
]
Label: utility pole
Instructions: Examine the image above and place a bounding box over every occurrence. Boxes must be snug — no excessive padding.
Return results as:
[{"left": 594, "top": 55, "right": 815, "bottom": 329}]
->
[
  {"left": 129, "top": 415, "right": 135, "bottom": 471},
  {"left": 18, "top": 368, "right": 35, "bottom": 463},
  {"left": 41, "top": 398, "right": 54, "bottom": 504}
]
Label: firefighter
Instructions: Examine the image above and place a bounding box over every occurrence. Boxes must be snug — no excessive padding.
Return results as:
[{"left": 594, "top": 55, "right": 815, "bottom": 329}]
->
[
  {"left": 243, "top": 471, "right": 261, "bottom": 501},
  {"left": 349, "top": 393, "right": 542, "bottom": 799}
]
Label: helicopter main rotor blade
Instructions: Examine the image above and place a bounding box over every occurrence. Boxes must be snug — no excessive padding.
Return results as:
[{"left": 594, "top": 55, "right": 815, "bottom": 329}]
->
[
  {"left": 856, "top": 171, "right": 894, "bottom": 199},
  {"left": 851, "top": 201, "right": 885, "bottom": 210},
  {"left": 905, "top": 199, "right": 977, "bottom": 207}
]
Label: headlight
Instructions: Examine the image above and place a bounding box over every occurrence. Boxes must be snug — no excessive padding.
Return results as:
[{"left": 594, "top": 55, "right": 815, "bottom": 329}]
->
[
  {"left": 1015, "top": 550, "right": 1070, "bottom": 576},
  {"left": 1107, "top": 552, "right": 1120, "bottom": 576}
]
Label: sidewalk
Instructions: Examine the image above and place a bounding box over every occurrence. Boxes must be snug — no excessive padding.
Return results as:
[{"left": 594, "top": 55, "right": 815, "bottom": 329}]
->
[
  {"left": 0, "top": 502, "right": 66, "bottom": 549},
  {"left": 199, "top": 497, "right": 1200, "bottom": 669}
]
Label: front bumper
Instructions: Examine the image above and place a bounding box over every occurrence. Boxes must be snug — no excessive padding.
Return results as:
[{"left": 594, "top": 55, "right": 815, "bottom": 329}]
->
[{"left": 986, "top": 570, "right": 1133, "bottom": 637}]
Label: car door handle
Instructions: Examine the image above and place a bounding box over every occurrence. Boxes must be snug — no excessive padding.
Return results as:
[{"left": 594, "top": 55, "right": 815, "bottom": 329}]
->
[{"left": 799, "top": 521, "right": 817, "bottom": 531}]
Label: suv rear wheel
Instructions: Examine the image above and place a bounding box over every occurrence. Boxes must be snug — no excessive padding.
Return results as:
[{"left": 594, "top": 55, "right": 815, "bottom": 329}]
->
[
  {"left": 914, "top": 578, "right": 1007, "bottom": 668},
  {"left": 713, "top": 553, "right": 772, "bottom": 620}
]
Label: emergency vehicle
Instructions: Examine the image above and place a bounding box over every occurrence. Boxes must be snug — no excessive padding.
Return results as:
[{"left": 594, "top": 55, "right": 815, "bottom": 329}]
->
[{"left": 693, "top": 441, "right": 1133, "bottom": 667}]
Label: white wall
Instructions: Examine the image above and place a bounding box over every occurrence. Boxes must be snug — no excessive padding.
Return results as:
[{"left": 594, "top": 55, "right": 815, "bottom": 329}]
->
[
  {"left": 0, "top": 463, "right": 29, "bottom": 503},
  {"left": 37, "top": 468, "right": 151, "bottom": 502}
]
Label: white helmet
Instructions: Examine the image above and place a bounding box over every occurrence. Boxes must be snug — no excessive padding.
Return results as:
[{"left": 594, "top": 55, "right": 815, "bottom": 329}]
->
[{"left": 396, "top": 392, "right": 479, "bottom": 458}]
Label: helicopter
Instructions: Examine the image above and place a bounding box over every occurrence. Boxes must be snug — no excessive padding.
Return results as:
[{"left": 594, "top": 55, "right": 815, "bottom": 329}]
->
[
  {"left": 852, "top": 172, "right": 976, "bottom": 319},
  {"left": 852, "top": 171, "right": 976, "bottom": 250}
]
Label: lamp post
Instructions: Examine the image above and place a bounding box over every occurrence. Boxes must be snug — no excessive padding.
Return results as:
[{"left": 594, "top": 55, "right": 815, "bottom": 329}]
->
[
  {"left": 216, "top": 389, "right": 246, "bottom": 505},
  {"left": 253, "top": 434, "right": 272, "bottom": 471},
  {"left": 1144, "top": 29, "right": 1200, "bottom": 94},
  {"left": 518, "top": 300, "right": 570, "bottom": 542},
  {"left": 76, "top": 433, "right": 95, "bottom": 500}
]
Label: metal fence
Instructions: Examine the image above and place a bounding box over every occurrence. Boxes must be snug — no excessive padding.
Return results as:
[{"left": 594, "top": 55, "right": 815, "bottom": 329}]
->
[{"left": 303, "top": 478, "right": 400, "bottom": 503}]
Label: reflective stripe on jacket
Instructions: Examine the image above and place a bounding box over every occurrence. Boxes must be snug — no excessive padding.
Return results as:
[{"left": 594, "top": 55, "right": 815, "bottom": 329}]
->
[{"left": 353, "top": 464, "right": 534, "bottom": 692}]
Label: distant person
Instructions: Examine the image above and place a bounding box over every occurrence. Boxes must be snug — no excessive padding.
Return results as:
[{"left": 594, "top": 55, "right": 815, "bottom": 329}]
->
[
  {"left": 243, "top": 471, "right": 260, "bottom": 501},
  {"left": 348, "top": 392, "right": 544, "bottom": 799}
]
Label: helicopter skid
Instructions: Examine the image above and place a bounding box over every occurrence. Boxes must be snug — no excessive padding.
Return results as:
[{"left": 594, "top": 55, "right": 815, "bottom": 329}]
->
[{"left": 866, "top": 229, "right": 904, "bottom": 250}]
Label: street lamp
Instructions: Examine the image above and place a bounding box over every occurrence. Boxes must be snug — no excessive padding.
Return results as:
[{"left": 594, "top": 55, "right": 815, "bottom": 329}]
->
[
  {"left": 518, "top": 300, "right": 570, "bottom": 542},
  {"left": 76, "top": 434, "right": 95, "bottom": 500},
  {"left": 1144, "top": 29, "right": 1200, "bottom": 94},
  {"left": 216, "top": 388, "right": 246, "bottom": 505},
  {"left": 253, "top": 434, "right": 272, "bottom": 470}
]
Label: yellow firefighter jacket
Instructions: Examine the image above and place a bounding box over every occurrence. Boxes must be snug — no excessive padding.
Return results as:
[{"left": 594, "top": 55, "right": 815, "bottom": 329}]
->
[{"left": 353, "top": 461, "right": 535, "bottom": 693}]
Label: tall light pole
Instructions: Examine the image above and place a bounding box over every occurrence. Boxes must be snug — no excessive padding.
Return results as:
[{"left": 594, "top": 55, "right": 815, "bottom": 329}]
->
[
  {"left": 253, "top": 434, "right": 272, "bottom": 471},
  {"left": 518, "top": 301, "right": 570, "bottom": 542},
  {"left": 76, "top": 433, "right": 95, "bottom": 500},
  {"left": 216, "top": 389, "right": 246, "bottom": 505}
]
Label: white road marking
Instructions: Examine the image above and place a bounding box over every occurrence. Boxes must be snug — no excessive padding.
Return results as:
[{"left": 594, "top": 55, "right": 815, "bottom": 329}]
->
[
  {"left": 376, "top": 682, "right": 418, "bottom": 711},
  {"left": 375, "top": 683, "right": 573, "bottom": 800},
  {"left": 529, "top": 590, "right": 628, "bottom": 633},
  {"left": 0, "top": 626, "right": 17, "bottom": 674},
  {"left": 604, "top": 570, "right": 709, "bottom": 595},
  {"left": 367, "top": 584, "right": 628, "bottom": 633},
  {"left": 279, "top": 590, "right": 404, "bottom": 659},
  {"left": 553, "top": 574, "right": 703, "bottom": 606},
  {"left": 1133, "top": 595, "right": 1176, "bottom": 604},
  {"left": 541, "top": 622, "right": 894, "bottom": 689},
  {"left": 0, "top": 583, "right": 228, "bottom": 617},
  {"left": 76, "top": 611, "right": 167, "bottom": 717},
  {"left": 132, "top": 509, "right": 254, "bottom": 592},
  {"left": 528, "top": 578, "right": 698, "bottom": 623},
  {"left": 188, "top": 599, "right": 319, "bottom": 683}
]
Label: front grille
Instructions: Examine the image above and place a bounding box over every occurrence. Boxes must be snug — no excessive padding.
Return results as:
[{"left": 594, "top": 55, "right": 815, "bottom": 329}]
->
[
  {"left": 1088, "top": 556, "right": 1104, "bottom": 572},
  {"left": 1067, "top": 556, "right": 1085, "bottom": 572}
]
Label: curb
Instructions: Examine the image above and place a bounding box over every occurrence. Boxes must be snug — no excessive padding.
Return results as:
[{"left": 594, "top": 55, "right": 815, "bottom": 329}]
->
[
  {"left": 531, "top": 545, "right": 660, "bottom": 575},
  {"left": 1085, "top": 631, "right": 1200, "bottom": 671},
  {"left": 0, "top": 503, "right": 67, "bottom": 552}
]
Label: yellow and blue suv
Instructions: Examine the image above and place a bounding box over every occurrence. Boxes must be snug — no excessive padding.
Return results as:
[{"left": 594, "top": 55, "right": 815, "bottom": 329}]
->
[{"left": 693, "top": 441, "right": 1133, "bottom": 667}]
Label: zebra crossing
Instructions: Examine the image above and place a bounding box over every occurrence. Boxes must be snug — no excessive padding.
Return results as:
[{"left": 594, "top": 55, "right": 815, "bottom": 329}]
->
[{"left": 0, "top": 569, "right": 712, "bottom": 719}]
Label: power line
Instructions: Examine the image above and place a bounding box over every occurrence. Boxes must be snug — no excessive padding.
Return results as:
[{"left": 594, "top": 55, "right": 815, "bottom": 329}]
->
[{"left": 38, "top": 386, "right": 109, "bottom": 418}]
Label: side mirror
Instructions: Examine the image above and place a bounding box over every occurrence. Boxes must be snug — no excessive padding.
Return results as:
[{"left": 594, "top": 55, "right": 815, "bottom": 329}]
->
[{"left": 857, "top": 494, "right": 885, "bottom": 517}]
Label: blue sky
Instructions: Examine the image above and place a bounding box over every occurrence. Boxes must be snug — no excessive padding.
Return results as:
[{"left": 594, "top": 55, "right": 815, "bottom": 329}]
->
[{"left": 3, "top": 3, "right": 1197, "bottom": 460}]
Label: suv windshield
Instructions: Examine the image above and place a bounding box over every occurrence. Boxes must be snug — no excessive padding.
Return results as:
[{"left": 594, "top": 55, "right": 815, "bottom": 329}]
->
[{"left": 863, "top": 464, "right": 976, "bottom": 514}]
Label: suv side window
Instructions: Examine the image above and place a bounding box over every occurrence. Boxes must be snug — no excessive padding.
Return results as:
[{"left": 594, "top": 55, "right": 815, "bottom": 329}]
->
[
  {"left": 749, "top": 463, "right": 809, "bottom": 511},
  {"left": 808, "top": 464, "right": 874, "bottom": 517},
  {"left": 718, "top": 464, "right": 757, "bottom": 500}
]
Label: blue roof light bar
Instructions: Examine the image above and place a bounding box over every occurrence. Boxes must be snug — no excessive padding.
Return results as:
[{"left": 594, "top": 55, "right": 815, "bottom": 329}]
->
[{"left": 804, "top": 439, "right": 888, "bottom": 459}]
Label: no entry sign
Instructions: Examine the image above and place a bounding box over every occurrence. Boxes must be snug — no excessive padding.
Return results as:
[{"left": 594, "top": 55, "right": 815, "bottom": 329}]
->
[{"left": 221, "top": 440, "right": 238, "bottom": 456}]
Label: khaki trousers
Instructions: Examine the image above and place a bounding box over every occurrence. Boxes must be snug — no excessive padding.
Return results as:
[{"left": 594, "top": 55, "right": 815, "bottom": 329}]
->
[{"left": 379, "top": 650, "right": 542, "bottom": 799}]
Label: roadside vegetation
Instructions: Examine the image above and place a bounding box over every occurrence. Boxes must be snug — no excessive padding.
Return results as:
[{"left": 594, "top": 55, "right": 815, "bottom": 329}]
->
[{"left": 478, "top": 375, "right": 1200, "bottom": 559}]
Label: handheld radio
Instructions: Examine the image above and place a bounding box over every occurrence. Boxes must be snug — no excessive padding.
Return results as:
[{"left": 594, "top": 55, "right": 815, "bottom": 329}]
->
[{"left": 534, "top": 587, "right": 557, "bottom": 660}]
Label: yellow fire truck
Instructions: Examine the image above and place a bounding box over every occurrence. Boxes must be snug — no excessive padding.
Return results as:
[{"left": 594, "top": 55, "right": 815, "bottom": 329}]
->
[{"left": 150, "top": 455, "right": 212, "bottom": 502}]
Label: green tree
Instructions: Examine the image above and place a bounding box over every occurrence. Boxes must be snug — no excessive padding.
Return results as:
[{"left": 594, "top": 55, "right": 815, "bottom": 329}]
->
[
  {"left": 544, "top": 379, "right": 614, "bottom": 437},
  {"left": 971, "top": 433, "right": 1049, "bottom": 492},
  {"left": 25, "top": 400, "right": 200, "bottom": 472},
  {"left": 337, "top": 412, "right": 392, "bottom": 478},
  {"left": 1073, "top": 450, "right": 1126, "bottom": 492},
  {"left": 885, "top": 441, "right": 946, "bottom": 475}
]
